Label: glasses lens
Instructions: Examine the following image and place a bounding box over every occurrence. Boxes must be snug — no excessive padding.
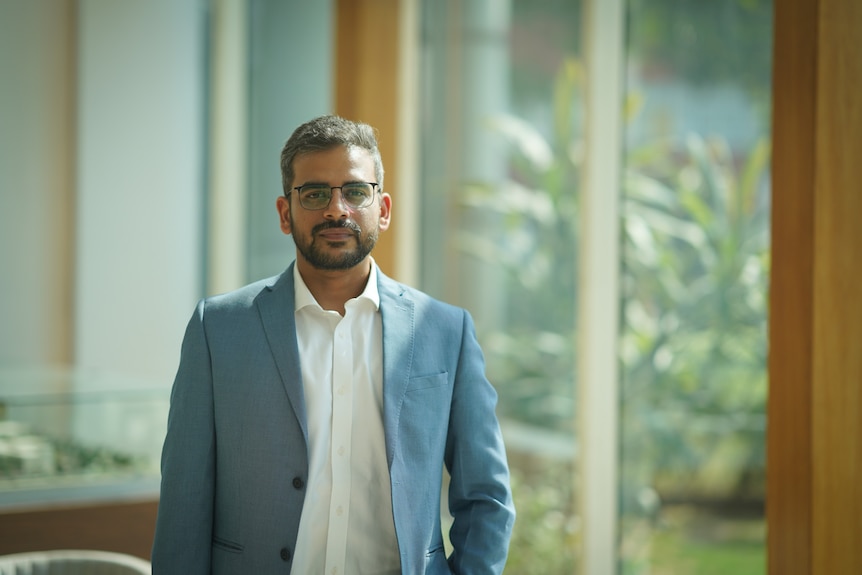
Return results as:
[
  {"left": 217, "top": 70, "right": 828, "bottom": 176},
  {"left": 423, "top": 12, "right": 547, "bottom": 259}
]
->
[
  {"left": 298, "top": 185, "right": 331, "bottom": 210},
  {"left": 296, "top": 183, "right": 376, "bottom": 210},
  {"left": 341, "top": 183, "right": 374, "bottom": 208}
]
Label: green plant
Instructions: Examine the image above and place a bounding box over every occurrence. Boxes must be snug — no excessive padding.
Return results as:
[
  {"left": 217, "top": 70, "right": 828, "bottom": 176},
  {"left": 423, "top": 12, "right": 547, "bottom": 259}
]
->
[
  {"left": 456, "top": 58, "right": 584, "bottom": 433},
  {"left": 620, "top": 133, "right": 770, "bottom": 503},
  {"left": 506, "top": 464, "right": 578, "bottom": 574},
  {"left": 0, "top": 428, "right": 143, "bottom": 480},
  {"left": 454, "top": 51, "right": 770, "bottom": 573}
]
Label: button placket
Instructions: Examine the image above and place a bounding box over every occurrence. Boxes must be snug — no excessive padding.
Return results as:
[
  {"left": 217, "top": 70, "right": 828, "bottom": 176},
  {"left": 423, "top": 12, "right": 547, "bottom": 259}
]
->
[{"left": 325, "top": 317, "right": 353, "bottom": 575}]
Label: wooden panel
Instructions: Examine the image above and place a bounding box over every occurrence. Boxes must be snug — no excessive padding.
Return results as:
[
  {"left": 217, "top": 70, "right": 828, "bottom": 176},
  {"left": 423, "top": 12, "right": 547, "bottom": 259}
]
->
[
  {"left": 770, "top": 0, "right": 862, "bottom": 574},
  {"left": 767, "top": 0, "right": 818, "bottom": 570},
  {"left": 812, "top": 0, "right": 862, "bottom": 573},
  {"left": 0, "top": 500, "right": 158, "bottom": 561},
  {"left": 334, "top": 0, "right": 401, "bottom": 278}
]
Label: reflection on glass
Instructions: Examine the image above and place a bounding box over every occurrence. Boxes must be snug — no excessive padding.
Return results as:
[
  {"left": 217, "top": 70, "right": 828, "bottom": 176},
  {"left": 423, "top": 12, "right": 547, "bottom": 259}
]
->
[
  {"left": 619, "top": 1, "right": 772, "bottom": 574},
  {"left": 419, "top": 1, "right": 582, "bottom": 572}
]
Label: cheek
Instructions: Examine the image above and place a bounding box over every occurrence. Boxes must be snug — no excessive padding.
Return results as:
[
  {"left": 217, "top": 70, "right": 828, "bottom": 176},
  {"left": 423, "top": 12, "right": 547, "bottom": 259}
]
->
[{"left": 359, "top": 214, "right": 380, "bottom": 234}]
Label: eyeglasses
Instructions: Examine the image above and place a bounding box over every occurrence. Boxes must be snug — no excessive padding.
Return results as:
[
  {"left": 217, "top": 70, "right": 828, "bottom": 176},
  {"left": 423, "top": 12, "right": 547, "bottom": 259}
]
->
[{"left": 290, "top": 182, "right": 380, "bottom": 211}]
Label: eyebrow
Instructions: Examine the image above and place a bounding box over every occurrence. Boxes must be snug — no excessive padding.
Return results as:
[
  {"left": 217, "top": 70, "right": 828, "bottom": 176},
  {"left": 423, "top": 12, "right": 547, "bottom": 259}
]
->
[{"left": 297, "top": 180, "right": 368, "bottom": 187}]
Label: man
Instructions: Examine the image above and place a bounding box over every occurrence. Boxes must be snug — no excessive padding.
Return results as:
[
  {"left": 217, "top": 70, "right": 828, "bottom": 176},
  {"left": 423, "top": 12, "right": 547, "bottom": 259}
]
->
[{"left": 152, "top": 115, "right": 515, "bottom": 574}]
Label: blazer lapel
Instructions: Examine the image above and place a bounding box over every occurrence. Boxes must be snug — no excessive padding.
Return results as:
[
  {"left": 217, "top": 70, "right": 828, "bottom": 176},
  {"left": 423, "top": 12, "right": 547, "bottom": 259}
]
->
[
  {"left": 255, "top": 264, "right": 308, "bottom": 443},
  {"left": 378, "top": 270, "right": 415, "bottom": 468}
]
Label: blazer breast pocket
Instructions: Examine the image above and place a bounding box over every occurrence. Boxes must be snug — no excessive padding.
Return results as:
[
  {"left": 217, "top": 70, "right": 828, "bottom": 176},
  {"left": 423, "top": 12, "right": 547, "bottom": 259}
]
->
[{"left": 405, "top": 372, "right": 449, "bottom": 393}]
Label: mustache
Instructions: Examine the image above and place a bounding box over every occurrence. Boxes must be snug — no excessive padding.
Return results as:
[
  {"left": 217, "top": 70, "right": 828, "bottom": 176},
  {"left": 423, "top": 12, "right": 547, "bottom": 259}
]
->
[{"left": 312, "top": 220, "right": 361, "bottom": 235}]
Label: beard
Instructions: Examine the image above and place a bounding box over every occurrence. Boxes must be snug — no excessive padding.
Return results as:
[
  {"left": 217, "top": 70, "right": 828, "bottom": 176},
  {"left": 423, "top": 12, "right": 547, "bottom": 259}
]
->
[{"left": 290, "top": 217, "right": 378, "bottom": 271}]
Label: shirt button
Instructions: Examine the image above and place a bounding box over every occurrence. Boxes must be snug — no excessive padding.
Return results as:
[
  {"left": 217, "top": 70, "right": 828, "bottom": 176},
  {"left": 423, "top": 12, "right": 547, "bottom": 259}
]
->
[
  {"left": 292, "top": 477, "right": 304, "bottom": 489},
  {"left": 280, "top": 547, "right": 291, "bottom": 562},
  {"left": 336, "top": 505, "right": 344, "bottom": 516},
  {"left": 338, "top": 446, "right": 345, "bottom": 456}
]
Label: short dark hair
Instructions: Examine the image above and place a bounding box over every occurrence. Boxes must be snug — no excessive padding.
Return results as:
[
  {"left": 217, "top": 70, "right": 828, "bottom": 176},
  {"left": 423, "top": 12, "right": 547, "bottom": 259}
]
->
[{"left": 280, "top": 115, "right": 385, "bottom": 194}]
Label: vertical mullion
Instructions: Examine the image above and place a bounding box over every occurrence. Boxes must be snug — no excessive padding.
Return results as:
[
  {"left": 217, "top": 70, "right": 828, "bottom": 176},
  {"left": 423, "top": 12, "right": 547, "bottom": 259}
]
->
[
  {"left": 767, "top": 0, "right": 817, "bottom": 572},
  {"left": 208, "top": 0, "right": 249, "bottom": 295},
  {"left": 578, "top": 0, "right": 625, "bottom": 573},
  {"left": 395, "top": 0, "right": 420, "bottom": 286}
]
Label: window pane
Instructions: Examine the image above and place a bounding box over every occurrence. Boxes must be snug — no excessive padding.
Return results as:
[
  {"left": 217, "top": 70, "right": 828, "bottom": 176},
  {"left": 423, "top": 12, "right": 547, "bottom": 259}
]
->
[
  {"left": 619, "top": 1, "right": 772, "bottom": 573},
  {"left": 419, "top": 1, "right": 582, "bottom": 572}
]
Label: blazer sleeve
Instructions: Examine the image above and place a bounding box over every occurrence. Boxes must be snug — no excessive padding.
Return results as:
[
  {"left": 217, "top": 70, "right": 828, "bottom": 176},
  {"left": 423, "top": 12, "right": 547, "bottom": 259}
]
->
[
  {"left": 151, "top": 300, "right": 215, "bottom": 574},
  {"left": 445, "top": 310, "right": 516, "bottom": 574}
]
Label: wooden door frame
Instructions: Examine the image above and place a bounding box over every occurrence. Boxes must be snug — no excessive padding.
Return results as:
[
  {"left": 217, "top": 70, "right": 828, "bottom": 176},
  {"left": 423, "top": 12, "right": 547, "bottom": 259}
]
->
[{"left": 769, "top": 0, "right": 862, "bottom": 573}]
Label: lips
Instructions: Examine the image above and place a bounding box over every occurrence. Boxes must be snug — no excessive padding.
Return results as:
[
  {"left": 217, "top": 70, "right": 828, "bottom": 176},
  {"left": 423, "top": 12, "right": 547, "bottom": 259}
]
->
[
  {"left": 318, "top": 230, "right": 355, "bottom": 241},
  {"left": 314, "top": 221, "right": 360, "bottom": 242}
]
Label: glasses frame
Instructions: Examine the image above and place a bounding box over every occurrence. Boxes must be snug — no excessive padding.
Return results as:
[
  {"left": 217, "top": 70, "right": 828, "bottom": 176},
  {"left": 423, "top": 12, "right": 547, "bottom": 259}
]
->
[{"left": 288, "top": 182, "right": 380, "bottom": 211}]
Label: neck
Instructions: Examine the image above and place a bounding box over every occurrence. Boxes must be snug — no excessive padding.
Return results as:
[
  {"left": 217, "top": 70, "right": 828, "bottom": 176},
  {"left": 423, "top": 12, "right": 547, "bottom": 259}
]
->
[{"left": 296, "top": 256, "right": 372, "bottom": 315}]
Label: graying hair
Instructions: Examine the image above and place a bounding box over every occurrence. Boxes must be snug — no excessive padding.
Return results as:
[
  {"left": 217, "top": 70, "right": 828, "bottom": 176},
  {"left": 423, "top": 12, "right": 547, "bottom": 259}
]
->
[{"left": 280, "top": 115, "right": 385, "bottom": 194}]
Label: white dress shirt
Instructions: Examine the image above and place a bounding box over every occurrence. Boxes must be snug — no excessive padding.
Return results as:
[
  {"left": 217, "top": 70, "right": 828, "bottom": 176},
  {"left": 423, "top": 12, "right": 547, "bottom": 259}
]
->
[{"left": 290, "top": 261, "right": 401, "bottom": 575}]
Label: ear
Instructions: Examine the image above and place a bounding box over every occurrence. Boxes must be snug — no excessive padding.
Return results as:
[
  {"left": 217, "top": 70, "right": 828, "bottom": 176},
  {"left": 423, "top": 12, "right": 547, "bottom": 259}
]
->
[
  {"left": 276, "top": 195, "right": 292, "bottom": 235},
  {"left": 378, "top": 192, "right": 392, "bottom": 232}
]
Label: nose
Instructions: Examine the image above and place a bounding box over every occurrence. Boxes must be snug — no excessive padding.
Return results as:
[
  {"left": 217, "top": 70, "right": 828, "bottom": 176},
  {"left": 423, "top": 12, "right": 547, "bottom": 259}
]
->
[{"left": 322, "top": 188, "right": 350, "bottom": 219}]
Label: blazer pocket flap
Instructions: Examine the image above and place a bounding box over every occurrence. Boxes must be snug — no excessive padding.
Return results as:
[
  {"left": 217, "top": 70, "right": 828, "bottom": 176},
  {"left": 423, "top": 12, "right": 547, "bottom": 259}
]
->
[
  {"left": 212, "top": 535, "right": 244, "bottom": 554},
  {"left": 406, "top": 372, "right": 449, "bottom": 392}
]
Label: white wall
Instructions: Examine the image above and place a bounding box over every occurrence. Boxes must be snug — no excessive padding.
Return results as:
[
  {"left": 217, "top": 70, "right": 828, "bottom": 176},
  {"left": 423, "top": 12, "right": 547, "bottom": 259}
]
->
[
  {"left": 74, "top": 0, "right": 205, "bottom": 381},
  {"left": 0, "top": 0, "right": 76, "bottom": 366}
]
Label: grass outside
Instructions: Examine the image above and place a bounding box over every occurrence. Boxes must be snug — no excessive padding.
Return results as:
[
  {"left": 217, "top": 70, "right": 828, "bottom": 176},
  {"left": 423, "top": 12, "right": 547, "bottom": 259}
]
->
[
  {"left": 505, "top": 450, "right": 765, "bottom": 574},
  {"left": 624, "top": 504, "right": 765, "bottom": 575}
]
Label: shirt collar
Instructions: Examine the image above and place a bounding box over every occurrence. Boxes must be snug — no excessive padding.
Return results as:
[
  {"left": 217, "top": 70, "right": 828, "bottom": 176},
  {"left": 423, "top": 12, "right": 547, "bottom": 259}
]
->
[{"left": 293, "top": 258, "right": 380, "bottom": 313}]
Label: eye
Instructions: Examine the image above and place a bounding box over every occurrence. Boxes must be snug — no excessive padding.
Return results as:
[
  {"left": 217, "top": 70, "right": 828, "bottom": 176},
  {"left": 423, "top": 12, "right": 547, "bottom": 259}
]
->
[
  {"left": 301, "top": 185, "right": 329, "bottom": 200},
  {"left": 343, "top": 184, "right": 371, "bottom": 201}
]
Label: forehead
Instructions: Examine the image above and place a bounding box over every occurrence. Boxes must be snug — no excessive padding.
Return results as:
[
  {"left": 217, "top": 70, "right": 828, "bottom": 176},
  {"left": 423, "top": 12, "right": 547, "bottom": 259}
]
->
[{"left": 292, "top": 145, "right": 375, "bottom": 183}]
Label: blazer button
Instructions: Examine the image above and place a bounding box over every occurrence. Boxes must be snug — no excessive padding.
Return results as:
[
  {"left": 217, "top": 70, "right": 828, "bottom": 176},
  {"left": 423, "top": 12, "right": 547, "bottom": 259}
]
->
[
  {"left": 292, "top": 477, "right": 304, "bottom": 489},
  {"left": 280, "top": 547, "right": 291, "bottom": 562}
]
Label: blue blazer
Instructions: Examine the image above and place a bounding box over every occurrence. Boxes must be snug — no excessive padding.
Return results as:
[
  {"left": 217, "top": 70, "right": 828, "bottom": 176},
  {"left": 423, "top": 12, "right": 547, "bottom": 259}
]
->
[{"left": 152, "top": 264, "right": 515, "bottom": 574}]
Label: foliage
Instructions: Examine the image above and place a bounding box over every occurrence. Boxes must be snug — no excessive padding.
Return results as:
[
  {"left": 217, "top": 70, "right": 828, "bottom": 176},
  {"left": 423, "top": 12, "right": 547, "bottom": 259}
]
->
[
  {"left": 455, "top": 40, "right": 771, "bottom": 569},
  {"left": 458, "top": 46, "right": 771, "bottom": 500},
  {"left": 456, "top": 58, "right": 584, "bottom": 433},
  {"left": 627, "top": 0, "right": 773, "bottom": 107},
  {"left": 505, "top": 464, "right": 578, "bottom": 574},
  {"left": 0, "top": 426, "right": 142, "bottom": 480},
  {"left": 620, "top": 132, "right": 770, "bottom": 503}
]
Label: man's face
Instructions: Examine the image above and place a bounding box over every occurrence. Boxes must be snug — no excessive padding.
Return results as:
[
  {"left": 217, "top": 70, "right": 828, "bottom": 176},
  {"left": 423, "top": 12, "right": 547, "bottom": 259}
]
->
[{"left": 276, "top": 144, "right": 391, "bottom": 271}]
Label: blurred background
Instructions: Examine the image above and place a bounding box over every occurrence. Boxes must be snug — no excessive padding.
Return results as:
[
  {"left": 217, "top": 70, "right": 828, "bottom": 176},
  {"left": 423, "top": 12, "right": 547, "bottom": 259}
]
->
[{"left": 1, "top": 0, "right": 774, "bottom": 573}]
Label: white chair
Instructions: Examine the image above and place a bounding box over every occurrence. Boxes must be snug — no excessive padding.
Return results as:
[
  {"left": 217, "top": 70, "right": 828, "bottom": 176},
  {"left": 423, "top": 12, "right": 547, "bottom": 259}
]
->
[{"left": 0, "top": 550, "right": 151, "bottom": 575}]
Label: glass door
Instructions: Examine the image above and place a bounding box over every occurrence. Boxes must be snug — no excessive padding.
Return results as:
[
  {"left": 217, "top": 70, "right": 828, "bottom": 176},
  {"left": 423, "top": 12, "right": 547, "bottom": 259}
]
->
[
  {"left": 618, "top": 1, "right": 772, "bottom": 573},
  {"left": 416, "top": 1, "right": 772, "bottom": 572}
]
